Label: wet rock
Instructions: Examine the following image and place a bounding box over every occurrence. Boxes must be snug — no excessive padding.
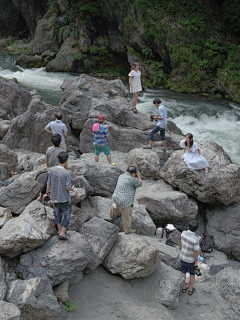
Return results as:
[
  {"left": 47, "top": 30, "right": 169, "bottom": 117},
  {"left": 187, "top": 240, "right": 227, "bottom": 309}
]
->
[
  {"left": 0, "top": 144, "right": 18, "bottom": 169},
  {"left": 0, "top": 201, "right": 56, "bottom": 258},
  {"left": 0, "top": 176, "right": 41, "bottom": 215},
  {"left": 53, "top": 280, "right": 69, "bottom": 303},
  {"left": 206, "top": 204, "right": 240, "bottom": 261},
  {"left": 0, "top": 207, "right": 12, "bottom": 228},
  {"left": 202, "top": 249, "right": 229, "bottom": 276},
  {"left": 0, "top": 76, "right": 31, "bottom": 120},
  {"left": 0, "top": 301, "right": 21, "bottom": 320},
  {"left": 6, "top": 278, "right": 61, "bottom": 320},
  {"left": 70, "top": 187, "right": 87, "bottom": 205},
  {"left": 136, "top": 183, "right": 198, "bottom": 224},
  {"left": 160, "top": 140, "right": 240, "bottom": 205},
  {"left": 0, "top": 120, "right": 11, "bottom": 140},
  {"left": 0, "top": 162, "right": 11, "bottom": 181},
  {"left": 139, "top": 235, "right": 181, "bottom": 270},
  {"left": 0, "top": 256, "right": 6, "bottom": 300},
  {"left": 124, "top": 148, "right": 161, "bottom": 179},
  {"left": 15, "top": 54, "right": 47, "bottom": 68},
  {"left": 17, "top": 232, "right": 93, "bottom": 286},
  {"left": 80, "top": 216, "right": 119, "bottom": 271},
  {"left": 103, "top": 232, "right": 160, "bottom": 279}
]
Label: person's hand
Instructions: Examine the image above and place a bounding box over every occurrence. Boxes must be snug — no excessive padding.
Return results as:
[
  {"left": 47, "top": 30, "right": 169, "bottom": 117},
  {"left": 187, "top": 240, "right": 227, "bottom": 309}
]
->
[
  {"left": 130, "top": 86, "right": 133, "bottom": 92},
  {"left": 153, "top": 115, "right": 158, "bottom": 120},
  {"left": 194, "top": 262, "right": 198, "bottom": 267},
  {"left": 71, "top": 185, "right": 75, "bottom": 191},
  {"left": 180, "top": 154, "right": 184, "bottom": 159},
  {"left": 43, "top": 193, "right": 49, "bottom": 198},
  {"left": 136, "top": 171, "right": 141, "bottom": 177}
]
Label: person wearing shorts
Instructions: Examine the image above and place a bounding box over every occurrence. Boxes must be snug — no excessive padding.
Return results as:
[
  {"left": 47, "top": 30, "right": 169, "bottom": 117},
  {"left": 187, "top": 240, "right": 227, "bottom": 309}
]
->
[
  {"left": 180, "top": 220, "right": 200, "bottom": 296},
  {"left": 93, "top": 115, "right": 111, "bottom": 164}
]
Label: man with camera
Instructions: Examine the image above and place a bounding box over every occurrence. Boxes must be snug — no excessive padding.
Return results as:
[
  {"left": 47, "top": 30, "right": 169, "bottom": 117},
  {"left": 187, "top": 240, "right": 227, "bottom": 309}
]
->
[
  {"left": 144, "top": 98, "right": 167, "bottom": 152},
  {"left": 180, "top": 220, "right": 200, "bottom": 296},
  {"left": 109, "top": 166, "right": 142, "bottom": 234}
]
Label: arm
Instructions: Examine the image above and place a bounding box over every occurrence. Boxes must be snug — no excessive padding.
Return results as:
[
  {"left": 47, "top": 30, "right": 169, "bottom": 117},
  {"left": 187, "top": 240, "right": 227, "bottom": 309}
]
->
[
  {"left": 44, "top": 184, "right": 51, "bottom": 197},
  {"left": 44, "top": 128, "right": 52, "bottom": 134},
  {"left": 64, "top": 132, "right": 67, "bottom": 137},
  {"left": 136, "top": 171, "right": 142, "bottom": 187},
  {"left": 129, "top": 77, "right": 133, "bottom": 91},
  {"left": 68, "top": 185, "right": 74, "bottom": 191},
  {"left": 197, "top": 148, "right": 203, "bottom": 156},
  {"left": 194, "top": 251, "right": 198, "bottom": 266},
  {"left": 180, "top": 147, "right": 186, "bottom": 159},
  {"left": 46, "top": 162, "right": 49, "bottom": 168}
]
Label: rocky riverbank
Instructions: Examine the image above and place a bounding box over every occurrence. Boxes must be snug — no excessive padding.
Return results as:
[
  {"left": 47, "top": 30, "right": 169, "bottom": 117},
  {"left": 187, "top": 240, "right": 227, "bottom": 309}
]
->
[{"left": 0, "top": 74, "right": 239, "bottom": 320}]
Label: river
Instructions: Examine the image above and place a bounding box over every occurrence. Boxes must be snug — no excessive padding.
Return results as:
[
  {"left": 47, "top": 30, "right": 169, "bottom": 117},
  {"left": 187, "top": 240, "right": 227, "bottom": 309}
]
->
[{"left": 0, "top": 52, "right": 240, "bottom": 164}]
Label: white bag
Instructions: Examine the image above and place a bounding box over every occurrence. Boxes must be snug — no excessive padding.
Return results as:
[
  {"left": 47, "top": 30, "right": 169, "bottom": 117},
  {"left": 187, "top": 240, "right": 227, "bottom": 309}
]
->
[{"left": 195, "top": 262, "right": 210, "bottom": 283}]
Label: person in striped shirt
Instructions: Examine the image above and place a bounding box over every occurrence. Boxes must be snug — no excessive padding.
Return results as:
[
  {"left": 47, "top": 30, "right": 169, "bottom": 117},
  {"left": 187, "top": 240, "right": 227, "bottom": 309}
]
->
[{"left": 180, "top": 220, "right": 200, "bottom": 296}]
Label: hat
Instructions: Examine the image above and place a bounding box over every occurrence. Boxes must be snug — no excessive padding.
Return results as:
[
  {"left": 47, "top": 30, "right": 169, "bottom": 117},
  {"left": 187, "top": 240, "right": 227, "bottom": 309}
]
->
[{"left": 98, "top": 115, "right": 105, "bottom": 121}]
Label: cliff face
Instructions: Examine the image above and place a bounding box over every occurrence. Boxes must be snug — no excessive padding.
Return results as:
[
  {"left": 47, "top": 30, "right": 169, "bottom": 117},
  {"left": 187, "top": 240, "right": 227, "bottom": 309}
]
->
[{"left": 1, "top": 0, "right": 240, "bottom": 102}]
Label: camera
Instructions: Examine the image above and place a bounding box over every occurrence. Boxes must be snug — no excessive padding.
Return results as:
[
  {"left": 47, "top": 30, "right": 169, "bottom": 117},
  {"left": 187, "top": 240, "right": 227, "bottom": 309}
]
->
[
  {"left": 150, "top": 115, "right": 154, "bottom": 122},
  {"left": 190, "top": 266, "right": 201, "bottom": 277},
  {"left": 137, "top": 169, "right": 141, "bottom": 173}
]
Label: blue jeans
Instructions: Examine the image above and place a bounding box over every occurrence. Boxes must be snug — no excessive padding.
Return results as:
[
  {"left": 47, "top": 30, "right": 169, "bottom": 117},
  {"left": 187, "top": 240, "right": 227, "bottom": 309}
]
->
[
  {"left": 53, "top": 202, "right": 71, "bottom": 228},
  {"left": 180, "top": 260, "right": 195, "bottom": 275},
  {"left": 149, "top": 126, "right": 166, "bottom": 141}
]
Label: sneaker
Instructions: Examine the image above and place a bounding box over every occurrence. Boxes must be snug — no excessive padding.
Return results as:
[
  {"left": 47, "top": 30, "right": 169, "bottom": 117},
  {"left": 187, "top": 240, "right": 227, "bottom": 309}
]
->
[
  {"left": 143, "top": 146, "right": 152, "bottom": 149},
  {"left": 125, "top": 229, "right": 136, "bottom": 234}
]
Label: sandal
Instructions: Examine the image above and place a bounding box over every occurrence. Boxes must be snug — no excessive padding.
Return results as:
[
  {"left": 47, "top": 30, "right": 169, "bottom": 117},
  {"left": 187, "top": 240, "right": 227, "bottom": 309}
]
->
[
  {"left": 132, "top": 108, "right": 138, "bottom": 114},
  {"left": 181, "top": 285, "right": 189, "bottom": 293},
  {"left": 188, "top": 288, "right": 195, "bottom": 295},
  {"left": 59, "top": 232, "right": 68, "bottom": 241}
]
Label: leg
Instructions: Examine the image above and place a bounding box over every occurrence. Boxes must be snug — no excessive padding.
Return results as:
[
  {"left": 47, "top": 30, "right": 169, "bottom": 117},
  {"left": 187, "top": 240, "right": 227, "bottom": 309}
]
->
[
  {"left": 189, "top": 274, "right": 195, "bottom": 293},
  {"left": 180, "top": 260, "right": 189, "bottom": 292},
  {"left": 95, "top": 155, "right": 99, "bottom": 162},
  {"left": 107, "top": 154, "right": 112, "bottom": 164},
  {"left": 145, "top": 126, "right": 161, "bottom": 148},
  {"left": 94, "top": 145, "right": 100, "bottom": 162},
  {"left": 132, "top": 92, "right": 139, "bottom": 110},
  {"left": 57, "top": 202, "right": 71, "bottom": 238},
  {"left": 53, "top": 203, "right": 63, "bottom": 232},
  {"left": 110, "top": 203, "right": 120, "bottom": 218},
  {"left": 56, "top": 223, "right": 62, "bottom": 234},
  {"left": 121, "top": 205, "right": 134, "bottom": 233},
  {"left": 160, "top": 128, "right": 167, "bottom": 150},
  {"left": 103, "top": 145, "right": 111, "bottom": 164}
]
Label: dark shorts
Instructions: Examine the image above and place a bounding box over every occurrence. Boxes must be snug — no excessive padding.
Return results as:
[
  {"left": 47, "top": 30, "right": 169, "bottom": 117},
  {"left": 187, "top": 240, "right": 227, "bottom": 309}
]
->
[
  {"left": 149, "top": 126, "right": 166, "bottom": 141},
  {"left": 94, "top": 144, "right": 111, "bottom": 156},
  {"left": 53, "top": 202, "right": 71, "bottom": 228},
  {"left": 180, "top": 260, "right": 195, "bottom": 275}
]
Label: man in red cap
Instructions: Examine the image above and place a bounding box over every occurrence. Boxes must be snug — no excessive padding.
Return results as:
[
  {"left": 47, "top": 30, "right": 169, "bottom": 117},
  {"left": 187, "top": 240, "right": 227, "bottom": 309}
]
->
[{"left": 93, "top": 115, "right": 111, "bottom": 163}]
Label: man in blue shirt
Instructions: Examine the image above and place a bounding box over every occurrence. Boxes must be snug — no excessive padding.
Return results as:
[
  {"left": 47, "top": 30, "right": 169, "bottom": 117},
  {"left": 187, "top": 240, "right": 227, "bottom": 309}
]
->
[
  {"left": 144, "top": 98, "right": 167, "bottom": 152},
  {"left": 93, "top": 115, "right": 111, "bottom": 163},
  {"left": 44, "top": 112, "right": 68, "bottom": 150}
]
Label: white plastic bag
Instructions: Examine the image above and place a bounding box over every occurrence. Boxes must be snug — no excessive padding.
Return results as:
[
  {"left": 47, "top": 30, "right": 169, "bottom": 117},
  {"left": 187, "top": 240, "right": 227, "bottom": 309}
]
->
[
  {"left": 195, "top": 262, "right": 210, "bottom": 283},
  {"left": 185, "top": 272, "right": 190, "bottom": 284}
]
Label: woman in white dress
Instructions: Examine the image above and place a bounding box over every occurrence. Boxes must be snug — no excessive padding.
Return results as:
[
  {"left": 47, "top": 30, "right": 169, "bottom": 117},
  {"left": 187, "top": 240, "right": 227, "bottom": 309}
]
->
[
  {"left": 128, "top": 62, "right": 142, "bottom": 114},
  {"left": 180, "top": 133, "right": 209, "bottom": 173}
]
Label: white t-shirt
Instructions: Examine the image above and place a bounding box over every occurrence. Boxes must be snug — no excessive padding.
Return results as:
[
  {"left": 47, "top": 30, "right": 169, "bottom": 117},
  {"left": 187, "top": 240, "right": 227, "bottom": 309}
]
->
[{"left": 128, "top": 70, "right": 142, "bottom": 93}]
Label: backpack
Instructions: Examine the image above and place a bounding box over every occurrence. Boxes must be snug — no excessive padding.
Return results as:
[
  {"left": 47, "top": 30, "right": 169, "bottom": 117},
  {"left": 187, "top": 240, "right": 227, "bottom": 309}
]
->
[
  {"left": 92, "top": 123, "right": 100, "bottom": 132},
  {"left": 200, "top": 233, "right": 214, "bottom": 253}
]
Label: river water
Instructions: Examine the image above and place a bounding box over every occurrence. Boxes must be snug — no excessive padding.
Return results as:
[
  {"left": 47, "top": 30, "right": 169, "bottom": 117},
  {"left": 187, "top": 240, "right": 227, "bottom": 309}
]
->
[{"left": 0, "top": 52, "right": 240, "bottom": 164}]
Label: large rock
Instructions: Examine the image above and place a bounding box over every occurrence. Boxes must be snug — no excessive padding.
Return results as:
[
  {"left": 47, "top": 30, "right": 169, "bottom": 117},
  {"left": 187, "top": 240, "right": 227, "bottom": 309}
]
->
[
  {"left": 0, "top": 201, "right": 56, "bottom": 258},
  {"left": 0, "top": 162, "right": 11, "bottom": 182},
  {"left": 70, "top": 187, "right": 87, "bottom": 205},
  {"left": 15, "top": 54, "right": 47, "bottom": 69},
  {"left": 67, "top": 205, "right": 91, "bottom": 232},
  {"left": 136, "top": 183, "right": 198, "bottom": 224},
  {"left": 103, "top": 232, "right": 160, "bottom": 279},
  {"left": 88, "top": 196, "right": 113, "bottom": 220},
  {"left": 206, "top": 204, "right": 240, "bottom": 261},
  {"left": 0, "top": 256, "right": 6, "bottom": 300},
  {"left": 0, "top": 120, "right": 11, "bottom": 140},
  {"left": 80, "top": 217, "right": 119, "bottom": 271},
  {"left": 0, "top": 176, "right": 41, "bottom": 214},
  {"left": 17, "top": 232, "right": 93, "bottom": 286},
  {"left": 202, "top": 249, "right": 229, "bottom": 276},
  {"left": 6, "top": 278, "right": 61, "bottom": 320},
  {"left": 0, "top": 207, "right": 12, "bottom": 228},
  {"left": 0, "top": 77, "right": 31, "bottom": 120},
  {"left": 124, "top": 148, "right": 161, "bottom": 179},
  {"left": 2, "top": 96, "right": 70, "bottom": 154},
  {"left": 160, "top": 140, "right": 240, "bottom": 205},
  {"left": 53, "top": 280, "right": 69, "bottom": 303},
  {"left": 0, "top": 144, "right": 18, "bottom": 169},
  {"left": 0, "top": 301, "right": 21, "bottom": 320},
  {"left": 139, "top": 235, "right": 181, "bottom": 270}
]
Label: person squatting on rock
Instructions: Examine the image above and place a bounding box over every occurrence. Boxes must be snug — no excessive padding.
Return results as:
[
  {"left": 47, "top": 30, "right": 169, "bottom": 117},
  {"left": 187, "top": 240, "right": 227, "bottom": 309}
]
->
[
  {"left": 93, "top": 115, "right": 111, "bottom": 164},
  {"left": 44, "top": 151, "right": 74, "bottom": 240},
  {"left": 128, "top": 62, "right": 142, "bottom": 114},
  {"left": 180, "top": 133, "right": 209, "bottom": 173},
  {"left": 44, "top": 112, "right": 68, "bottom": 150},
  {"left": 180, "top": 220, "right": 200, "bottom": 296},
  {"left": 109, "top": 166, "right": 142, "bottom": 234},
  {"left": 144, "top": 98, "right": 167, "bottom": 152}
]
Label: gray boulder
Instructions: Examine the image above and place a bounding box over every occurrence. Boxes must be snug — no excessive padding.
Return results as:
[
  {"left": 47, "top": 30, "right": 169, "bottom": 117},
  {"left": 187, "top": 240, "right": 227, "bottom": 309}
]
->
[
  {"left": 0, "top": 76, "right": 31, "bottom": 120},
  {"left": 53, "top": 280, "right": 69, "bottom": 303},
  {"left": 0, "top": 301, "right": 21, "bottom": 320},
  {"left": 0, "top": 201, "right": 56, "bottom": 258},
  {"left": 67, "top": 205, "right": 91, "bottom": 232},
  {"left": 17, "top": 232, "right": 93, "bottom": 286},
  {"left": 0, "top": 256, "right": 6, "bottom": 300},
  {"left": 139, "top": 235, "right": 181, "bottom": 270},
  {"left": 206, "top": 204, "right": 240, "bottom": 261},
  {"left": 80, "top": 217, "right": 119, "bottom": 271},
  {"left": 6, "top": 278, "right": 61, "bottom": 320},
  {"left": 136, "top": 183, "right": 198, "bottom": 224},
  {"left": 103, "top": 232, "right": 160, "bottom": 279},
  {"left": 2, "top": 97, "right": 70, "bottom": 154},
  {"left": 169, "top": 229, "right": 181, "bottom": 246},
  {"left": 70, "top": 187, "right": 87, "bottom": 205},
  {"left": 70, "top": 174, "right": 94, "bottom": 196},
  {"left": 0, "top": 120, "right": 11, "bottom": 140},
  {"left": 202, "top": 249, "right": 229, "bottom": 276},
  {"left": 0, "top": 207, "right": 12, "bottom": 228},
  {"left": 13, "top": 149, "right": 46, "bottom": 172},
  {"left": 88, "top": 196, "right": 113, "bottom": 220},
  {"left": 124, "top": 148, "right": 161, "bottom": 179},
  {"left": 0, "top": 162, "right": 11, "bottom": 182},
  {"left": 160, "top": 140, "right": 240, "bottom": 205},
  {"left": 0, "top": 176, "right": 41, "bottom": 214},
  {"left": 0, "top": 144, "right": 18, "bottom": 169},
  {"left": 15, "top": 54, "right": 47, "bottom": 69}
]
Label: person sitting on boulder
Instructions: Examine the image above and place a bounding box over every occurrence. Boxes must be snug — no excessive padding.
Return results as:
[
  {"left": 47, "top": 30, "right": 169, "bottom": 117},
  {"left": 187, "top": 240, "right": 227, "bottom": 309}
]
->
[
  {"left": 180, "top": 220, "right": 200, "bottom": 296},
  {"left": 109, "top": 166, "right": 142, "bottom": 234},
  {"left": 93, "top": 115, "right": 112, "bottom": 164},
  {"left": 44, "top": 151, "right": 74, "bottom": 240},
  {"left": 143, "top": 98, "right": 167, "bottom": 152},
  {"left": 44, "top": 112, "right": 68, "bottom": 150},
  {"left": 180, "top": 133, "right": 209, "bottom": 173}
]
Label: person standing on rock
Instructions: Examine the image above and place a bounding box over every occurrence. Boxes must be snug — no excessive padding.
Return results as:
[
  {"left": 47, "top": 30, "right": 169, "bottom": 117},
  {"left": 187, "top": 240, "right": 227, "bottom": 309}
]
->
[
  {"left": 180, "top": 220, "right": 200, "bottom": 296},
  {"left": 180, "top": 133, "right": 209, "bottom": 173},
  {"left": 109, "top": 166, "right": 142, "bottom": 234},
  {"left": 44, "top": 112, "right": 68, "bottom": 150},
  {"left": 93, "top": 115, "right": 112, "bottom": 164},
  {"left": 128, "top": 62, "right": 142, "bottom": 114},
  {"left": 44, "top": 151, "right": 74, "bottom": 240},
  {"left": 144, "top": 98, "right": 167, "bottom": 152}
]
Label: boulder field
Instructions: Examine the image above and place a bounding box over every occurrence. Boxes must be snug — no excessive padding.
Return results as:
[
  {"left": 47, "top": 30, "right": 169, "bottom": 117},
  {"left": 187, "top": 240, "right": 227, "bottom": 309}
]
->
[{"left": 0, "top": 75, "right": 239, "bottom": 319}]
